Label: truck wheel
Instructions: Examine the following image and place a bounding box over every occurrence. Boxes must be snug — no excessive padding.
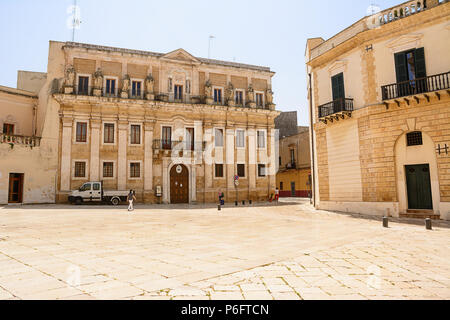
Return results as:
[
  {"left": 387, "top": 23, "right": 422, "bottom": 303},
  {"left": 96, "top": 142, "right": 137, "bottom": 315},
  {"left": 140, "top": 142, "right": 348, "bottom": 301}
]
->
[
  {"left": 75, "top": 197, "right": 83, "bottom": 205},
  {"left": 111, "top": 198, "right": 120, "bottom": 206}
]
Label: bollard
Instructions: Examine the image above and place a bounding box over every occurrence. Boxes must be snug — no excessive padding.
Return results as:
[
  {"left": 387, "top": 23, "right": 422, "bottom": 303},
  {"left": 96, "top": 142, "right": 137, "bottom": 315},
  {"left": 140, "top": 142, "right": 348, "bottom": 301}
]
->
[
  {"left": 242, "top": 200, "right": 245, "bottom": 205},
  {"left": 383, "top": 216, "right": 389, "bottom": 228},
  {"left": 235, "top": 201, "right": 238, "bottom": 206},
  {"left": 425, "top": 218, "right": 432, "bottom": 230},
  {"left": 218, "top": 204, "right": 221, "bottom": 211}
]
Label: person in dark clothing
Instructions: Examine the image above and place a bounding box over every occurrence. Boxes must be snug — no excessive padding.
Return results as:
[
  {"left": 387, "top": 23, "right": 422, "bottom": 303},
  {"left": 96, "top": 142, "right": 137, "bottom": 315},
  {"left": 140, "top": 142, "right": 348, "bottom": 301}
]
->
[{"left": 127, "top": 190, "right": 136, "bottom": 212}]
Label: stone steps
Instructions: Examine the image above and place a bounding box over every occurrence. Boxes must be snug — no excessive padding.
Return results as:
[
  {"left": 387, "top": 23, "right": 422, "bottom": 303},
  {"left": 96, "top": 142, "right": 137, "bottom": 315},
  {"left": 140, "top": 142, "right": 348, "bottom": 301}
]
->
[{"left": 400, "top": 210, "right": 440, "bottom": 220}]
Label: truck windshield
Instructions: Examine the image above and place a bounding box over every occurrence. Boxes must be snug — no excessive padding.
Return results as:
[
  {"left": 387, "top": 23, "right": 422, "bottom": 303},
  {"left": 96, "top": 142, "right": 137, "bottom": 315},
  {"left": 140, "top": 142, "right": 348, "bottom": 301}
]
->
[{"left": 80, "top": 183, "right": 91, "bottom": 191}]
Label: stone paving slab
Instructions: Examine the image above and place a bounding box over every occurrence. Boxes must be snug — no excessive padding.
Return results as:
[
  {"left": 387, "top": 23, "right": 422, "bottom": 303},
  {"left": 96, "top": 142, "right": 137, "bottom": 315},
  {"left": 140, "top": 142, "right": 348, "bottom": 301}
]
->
[{"left": 0, "top": 199, "right": 449, "bottom": 300}]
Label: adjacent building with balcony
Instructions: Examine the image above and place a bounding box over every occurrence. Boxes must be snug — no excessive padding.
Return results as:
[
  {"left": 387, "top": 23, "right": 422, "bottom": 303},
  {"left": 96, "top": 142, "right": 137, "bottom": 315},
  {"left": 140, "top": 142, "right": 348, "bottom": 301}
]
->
[
  {"left": 306, "top": 0, "right": 450, "bottom": 220},
  {"left": 51, "top": 41, "right": 278, "bottom": 204},
  {"left": 0, "top": 71, "right": 59, "bottom": 204}
]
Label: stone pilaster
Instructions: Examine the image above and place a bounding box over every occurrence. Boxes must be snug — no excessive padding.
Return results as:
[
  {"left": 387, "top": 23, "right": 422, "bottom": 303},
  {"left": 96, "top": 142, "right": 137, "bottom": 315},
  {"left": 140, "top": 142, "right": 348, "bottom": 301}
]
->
[
  {"left": 248, "top": 126, "right": 256, "bottom": 190},
  {"left": 89, "top": 117, "right": 101, "bottom": 181},
  {"left": 226, "top": 125, "right": 235, "bottom": 190},
  {"left": 60, "top": 116, "right": 73, "bottom": 191},
  {"left": 204, "top": 123, "right": 213, "bottom": 191},
  {"left": 117, "top": 119, "right": 128, "bottom": 190},
  {"left": 144, "top": 120, "right": 154, "bottom": 192}
]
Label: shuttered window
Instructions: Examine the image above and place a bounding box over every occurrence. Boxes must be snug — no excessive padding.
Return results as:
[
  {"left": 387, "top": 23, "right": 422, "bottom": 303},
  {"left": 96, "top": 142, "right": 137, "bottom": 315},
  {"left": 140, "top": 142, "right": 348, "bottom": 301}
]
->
[
  {"left": 331, "top": 73, "right": 345, "bottom": 101},
  {"left": 215, "top": 164, "right": 224, "bottom": 178},
  {"left": 130, "top": 125, "right": 141, "bottom": 145},
  {"left": 215, "top": 129, "right": 224, "bottom": 147},
  {"left": 236, "top": 130, "right": 245, "bottom": 148},
  {"left": 395, "top": 47, "right": 427, "bottom": 82},
  {"left": 76, "top": 122, "right": 87, "bottom": 142},
  {"left": 104, "top": 123, "right": 114, "bottom": 144},
  {"left": 237, "top": 164, "right": 245, "bottom": 178}
]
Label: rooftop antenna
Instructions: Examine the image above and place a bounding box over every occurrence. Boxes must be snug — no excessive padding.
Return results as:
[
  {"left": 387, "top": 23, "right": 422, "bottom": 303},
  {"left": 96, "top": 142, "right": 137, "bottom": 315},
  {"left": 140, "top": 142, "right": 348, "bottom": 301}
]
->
[
  {"left": 208, "top": 35, "right": 215, "bottom": 59},
  {"left": 69, "top": 0, "right": 82, "bottom": 42},
  {"left": 367, "top": 3, "right": 381, "bottom": 16}
]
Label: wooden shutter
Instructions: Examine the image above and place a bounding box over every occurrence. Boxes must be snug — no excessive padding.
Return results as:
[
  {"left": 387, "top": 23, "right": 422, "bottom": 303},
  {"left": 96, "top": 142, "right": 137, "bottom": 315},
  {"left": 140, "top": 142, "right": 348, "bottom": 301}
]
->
[
  {"left": 331, "top": 73, "right": 345, "bottom": 100},
  {"left": 414, "top": 47, "right": 426, "bottom": 79},
  {"left": 395, "top": 52, "right": 408, "bottom": 83}
]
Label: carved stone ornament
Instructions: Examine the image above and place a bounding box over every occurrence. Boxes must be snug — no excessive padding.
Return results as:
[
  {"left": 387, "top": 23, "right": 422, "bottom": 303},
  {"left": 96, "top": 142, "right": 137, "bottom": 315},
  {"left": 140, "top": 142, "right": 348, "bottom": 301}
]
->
[
  {"left": 65, "top": 66, "right": 75, "bottom": 87},
  {"left": 121, "top": 74, "right": 130, "bottom": 98},
  {"left": 266, "top": 88, "right": 274, "bottom": 105},
  {"left": 226, "top": 82, "right": 235, "bottom": 107},
  {"left": 93, "top": 69, "right": 103, "bottom": 89},
  {"left": 145, "top": 74, "right": 154, "bottom": 93},
  {"left": 205, "top": 80, "right": 213, "bottom": 104},
  {"left": 247, "top": 85, "right": 255, "bottom": 101},
  {"left": 122, "top": 74, "right": 130, "bottom": 92}
]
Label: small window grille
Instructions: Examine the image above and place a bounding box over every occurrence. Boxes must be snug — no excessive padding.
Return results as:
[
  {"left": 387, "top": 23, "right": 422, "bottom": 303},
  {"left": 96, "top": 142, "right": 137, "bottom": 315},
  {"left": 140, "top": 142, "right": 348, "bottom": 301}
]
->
[{"left": 406, "top": 131, "right": 423, "bottom": 146}]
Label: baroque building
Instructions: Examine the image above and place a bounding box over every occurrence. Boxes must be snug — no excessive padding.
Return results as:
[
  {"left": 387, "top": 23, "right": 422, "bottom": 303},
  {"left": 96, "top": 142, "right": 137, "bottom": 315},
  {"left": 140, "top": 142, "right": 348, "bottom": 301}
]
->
[
  {"left": 51, "top": 42, "right": 279, "bottom": 204},
  {"left": 306, "top": 0, "right": 450, "bottom": 220},
  {"left": 0, "top": 41, "right": 279, "bottom": 205}
]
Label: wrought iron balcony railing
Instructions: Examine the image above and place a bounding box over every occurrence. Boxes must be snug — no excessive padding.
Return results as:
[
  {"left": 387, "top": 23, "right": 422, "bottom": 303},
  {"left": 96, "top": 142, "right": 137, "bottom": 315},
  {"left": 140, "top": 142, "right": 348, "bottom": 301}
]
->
[
  {"left": 318, "top": 98, "right": 354, "bottom": 119},
  {"left": 152, "top": 139, "right": 206, "bottom": 152},
  {"left": 1, "top": 133, "right": 41, "bottom": 147},
  {"left": 381, "top": 71, "right": 450, "bottom": 101}
]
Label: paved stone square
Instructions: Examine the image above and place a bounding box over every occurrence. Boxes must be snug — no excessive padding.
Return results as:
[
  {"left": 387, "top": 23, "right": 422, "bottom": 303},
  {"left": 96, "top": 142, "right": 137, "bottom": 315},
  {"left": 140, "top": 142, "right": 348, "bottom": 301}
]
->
[{"left": 0, "top": 199, "right": 449, "bottom": 300}]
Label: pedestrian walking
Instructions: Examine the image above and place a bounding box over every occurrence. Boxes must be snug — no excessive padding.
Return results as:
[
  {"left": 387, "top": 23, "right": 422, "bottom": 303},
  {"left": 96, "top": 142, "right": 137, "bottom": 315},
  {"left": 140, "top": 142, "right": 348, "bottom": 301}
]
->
[
  {"left": 275, "top": 188, "right": 280, "bottom": 203},
  {"left": 128, "top": 190, "right": 136, "bottom": 212}
]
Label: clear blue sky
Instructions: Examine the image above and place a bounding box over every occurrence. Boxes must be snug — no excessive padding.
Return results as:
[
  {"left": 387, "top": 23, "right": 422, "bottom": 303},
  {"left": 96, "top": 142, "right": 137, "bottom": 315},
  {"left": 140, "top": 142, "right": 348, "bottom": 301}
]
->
[{"left": 0, "top": 0, "right": 401, "bottom": 125}]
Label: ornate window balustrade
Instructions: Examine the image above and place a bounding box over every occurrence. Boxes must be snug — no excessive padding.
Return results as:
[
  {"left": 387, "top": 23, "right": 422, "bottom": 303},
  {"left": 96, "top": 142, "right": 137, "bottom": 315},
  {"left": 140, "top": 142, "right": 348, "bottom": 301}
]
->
[{"left": 0, "top": 133, "right": 41, "bottom": 147}]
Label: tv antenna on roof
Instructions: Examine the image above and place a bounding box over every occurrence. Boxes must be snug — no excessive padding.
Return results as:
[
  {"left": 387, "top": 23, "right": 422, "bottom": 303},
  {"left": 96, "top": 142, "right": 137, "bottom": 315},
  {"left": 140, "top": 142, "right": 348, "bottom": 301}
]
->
[
  {"left": 208, "top": 35, "right": 215, "bottom": 59},
  {"left": 67, "top": 0, "right": 82, "bottom": 42},
  {"left": 367, "top": 3, "right": 381, "bottom": 16}
]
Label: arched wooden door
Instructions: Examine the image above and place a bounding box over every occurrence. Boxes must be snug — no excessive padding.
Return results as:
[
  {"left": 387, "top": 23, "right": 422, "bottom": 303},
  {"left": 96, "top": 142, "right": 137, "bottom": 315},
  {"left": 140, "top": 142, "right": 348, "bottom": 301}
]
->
[{"left": 170, "top": 164, "right": 189, "bottom": 204}]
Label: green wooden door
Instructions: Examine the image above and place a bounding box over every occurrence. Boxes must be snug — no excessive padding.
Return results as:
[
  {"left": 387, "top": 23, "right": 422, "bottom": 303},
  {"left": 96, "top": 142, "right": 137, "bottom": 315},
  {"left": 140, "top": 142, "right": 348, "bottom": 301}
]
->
[{"left": 405, "top": 164, "right": 433, "bottom": 210}]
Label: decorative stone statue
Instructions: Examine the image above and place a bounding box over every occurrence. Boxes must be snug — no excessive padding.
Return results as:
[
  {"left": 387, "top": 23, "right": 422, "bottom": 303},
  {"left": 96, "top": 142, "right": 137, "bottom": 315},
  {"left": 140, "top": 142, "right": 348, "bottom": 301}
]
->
[
  {"left": 205, "top": 80, "right": 213, "bottom": 104},
  {"left": 64, "top": 65, "right": 75, "bottom": 94},
  {"left": 226, "top": 82, "right": 235, "bottom": 107},
  {"left": 266, "top": 88, "right": 274, "bottom": 104},
  {"left": 121, "top": 74, "right": 130, "bottom": 98},
  {"left": 145, "top": 74, "right": 155, "bottom": 100},
  {"left": 247, "top": 85, "right": 256, "bottom": 108},
  {"left": 92, "top": 69, "right": 103, "bottom": 97}
]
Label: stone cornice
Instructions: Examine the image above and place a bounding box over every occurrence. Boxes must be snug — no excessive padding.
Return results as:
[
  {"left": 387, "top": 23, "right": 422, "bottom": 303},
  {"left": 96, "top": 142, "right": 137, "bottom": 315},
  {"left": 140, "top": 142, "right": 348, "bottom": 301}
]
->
[
  {"left": 307, "top": 3, "right": 450, "bottom": 68},
  {"left": 53, "top": 93, "right": 280, "bottom": 117}
]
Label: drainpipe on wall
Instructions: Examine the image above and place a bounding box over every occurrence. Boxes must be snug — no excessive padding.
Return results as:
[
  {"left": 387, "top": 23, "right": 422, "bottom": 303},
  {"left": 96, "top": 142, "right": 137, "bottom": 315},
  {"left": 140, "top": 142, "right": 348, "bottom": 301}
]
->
[{"left": 308, "top": 73, "right": 316, "bottom": 207}]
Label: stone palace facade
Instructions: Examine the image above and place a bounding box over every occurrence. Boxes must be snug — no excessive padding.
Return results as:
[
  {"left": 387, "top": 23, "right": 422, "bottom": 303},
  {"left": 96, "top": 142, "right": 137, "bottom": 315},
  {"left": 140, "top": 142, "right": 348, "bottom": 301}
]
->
[{"left": 9, "top": 41, "right": 277, "bottom": 205}]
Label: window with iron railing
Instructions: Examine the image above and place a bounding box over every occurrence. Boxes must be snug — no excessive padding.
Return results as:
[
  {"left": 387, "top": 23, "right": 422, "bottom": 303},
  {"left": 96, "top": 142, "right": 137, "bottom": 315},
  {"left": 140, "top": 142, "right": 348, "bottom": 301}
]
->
[
  {"left": 103, "top": 162, "right": 114, "bottom": 178},
  {"left": 74, "top": 161, "right": 86, "bottom": 178}
]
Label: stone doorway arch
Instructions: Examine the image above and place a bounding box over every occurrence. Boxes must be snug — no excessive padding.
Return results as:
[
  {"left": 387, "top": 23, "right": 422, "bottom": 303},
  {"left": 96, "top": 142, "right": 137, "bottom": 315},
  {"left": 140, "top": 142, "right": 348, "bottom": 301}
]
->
[{"left": 395, "top": 130, "right": 440, "bottom": 215}]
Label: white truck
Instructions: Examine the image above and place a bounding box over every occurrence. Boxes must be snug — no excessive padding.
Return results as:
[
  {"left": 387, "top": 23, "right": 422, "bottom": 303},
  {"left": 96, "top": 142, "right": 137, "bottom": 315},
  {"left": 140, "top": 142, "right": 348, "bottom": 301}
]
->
[{"left": 68, "top": 181, "right": 129, "bottom": 206}]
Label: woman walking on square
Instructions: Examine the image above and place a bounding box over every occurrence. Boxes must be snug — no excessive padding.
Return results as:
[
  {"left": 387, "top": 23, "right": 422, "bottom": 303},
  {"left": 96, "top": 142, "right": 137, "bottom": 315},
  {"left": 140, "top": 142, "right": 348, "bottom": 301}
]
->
[{"left": 127, "top": 190, "right": 136, "bottom": 212}]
